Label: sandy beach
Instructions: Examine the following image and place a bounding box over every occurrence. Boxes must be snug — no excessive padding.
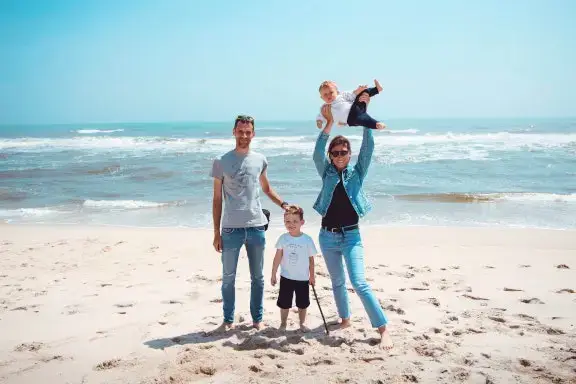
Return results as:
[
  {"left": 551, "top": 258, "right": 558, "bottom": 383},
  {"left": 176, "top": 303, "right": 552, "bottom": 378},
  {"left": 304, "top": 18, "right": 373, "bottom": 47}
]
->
[{"left": 0, "top": 224, "right": 575, "bottom": 383}]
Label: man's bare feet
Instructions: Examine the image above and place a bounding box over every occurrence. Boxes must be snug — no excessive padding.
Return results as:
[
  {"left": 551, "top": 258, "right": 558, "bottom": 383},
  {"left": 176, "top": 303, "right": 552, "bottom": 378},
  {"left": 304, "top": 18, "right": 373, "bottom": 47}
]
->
[
  {"left": 374, "top": 79, "right": 383, "bottom": 93},
  {"left": 299, "top": 324, "right": 310, "bottom": 333},
  {"left": 376, "top": 122, "right": 387, "bottom": 130},
  {"left": 253, "top": 322, "right": 265, "bottom": 330},
  {"left": 206, "top": 322, "right": 234, "bottom": 336},
  {"left": 378, "top": 326, "right": 394, "bottom": 350},
  {"left": 278, "top": 323, "right": 287, "bottom": 332}
]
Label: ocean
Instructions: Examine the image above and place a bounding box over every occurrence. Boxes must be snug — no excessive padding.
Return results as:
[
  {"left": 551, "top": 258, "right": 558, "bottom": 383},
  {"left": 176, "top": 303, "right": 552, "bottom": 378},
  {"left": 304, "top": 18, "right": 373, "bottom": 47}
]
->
[{"left": 1, "top": 118, "right": 575, "bottom": 230}]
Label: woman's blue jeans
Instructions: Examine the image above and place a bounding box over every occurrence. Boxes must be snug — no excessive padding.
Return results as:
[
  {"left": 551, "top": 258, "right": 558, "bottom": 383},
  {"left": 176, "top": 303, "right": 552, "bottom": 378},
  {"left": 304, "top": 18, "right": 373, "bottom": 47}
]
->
[{"left": 318, "top": 227, "right": 388, "bottom": 328}]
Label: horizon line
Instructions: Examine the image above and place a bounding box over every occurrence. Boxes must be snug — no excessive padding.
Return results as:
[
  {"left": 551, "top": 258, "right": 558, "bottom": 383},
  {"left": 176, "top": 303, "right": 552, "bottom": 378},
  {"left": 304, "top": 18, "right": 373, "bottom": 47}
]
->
[{"left": 2, "top": 116, "right": 575, "bottom": 127}]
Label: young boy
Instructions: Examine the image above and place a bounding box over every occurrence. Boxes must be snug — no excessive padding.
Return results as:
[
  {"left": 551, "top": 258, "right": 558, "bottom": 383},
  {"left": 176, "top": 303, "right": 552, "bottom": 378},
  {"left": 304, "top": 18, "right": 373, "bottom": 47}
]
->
[
  {"left": 316, "top": 79, "right": 386, "bottom": 130},
  {"left": 271, "top": 205, "right": 318, "bottom": 332}
]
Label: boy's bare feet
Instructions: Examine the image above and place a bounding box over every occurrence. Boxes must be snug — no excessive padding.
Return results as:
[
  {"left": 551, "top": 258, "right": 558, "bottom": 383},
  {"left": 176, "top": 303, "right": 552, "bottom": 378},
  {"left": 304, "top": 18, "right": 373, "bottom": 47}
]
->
[
  {"left": 374, "top": 79, "right": 383, "bottom": 93},
  {"left": 378, "top": 326, "right": 394, "bottom": 350},
  {"left": 206, "top": 322, "right": 234, "bottom": 335},
  {"left": 376, "top": 122, "right": 387, "bottom": 130},
  {"left": 299, "top": 324, "right": 310, "bottom": 333},
  {"left": 253, "top": 322, "right": 265, "bottom": 330}
]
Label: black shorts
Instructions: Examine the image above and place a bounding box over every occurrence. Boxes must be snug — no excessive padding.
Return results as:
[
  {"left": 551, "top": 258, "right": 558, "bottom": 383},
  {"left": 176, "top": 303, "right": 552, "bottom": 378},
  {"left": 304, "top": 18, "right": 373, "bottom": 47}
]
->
[{"left": 277, "top": 276, "right": 310, "bottom": 309}]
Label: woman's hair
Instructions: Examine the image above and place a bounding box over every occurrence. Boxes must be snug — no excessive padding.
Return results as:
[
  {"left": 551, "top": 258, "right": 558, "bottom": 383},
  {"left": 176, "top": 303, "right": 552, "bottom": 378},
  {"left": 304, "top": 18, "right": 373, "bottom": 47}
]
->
[{"left": 328, "top": 135, "right": 351, "bottom": 154}]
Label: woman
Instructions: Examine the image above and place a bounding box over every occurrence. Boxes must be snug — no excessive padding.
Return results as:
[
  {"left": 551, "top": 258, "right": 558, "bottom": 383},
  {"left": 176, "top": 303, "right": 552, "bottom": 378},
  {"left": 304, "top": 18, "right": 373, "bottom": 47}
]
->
[{"left": 312, "top": 99, "right": 393, "bottom": 350}]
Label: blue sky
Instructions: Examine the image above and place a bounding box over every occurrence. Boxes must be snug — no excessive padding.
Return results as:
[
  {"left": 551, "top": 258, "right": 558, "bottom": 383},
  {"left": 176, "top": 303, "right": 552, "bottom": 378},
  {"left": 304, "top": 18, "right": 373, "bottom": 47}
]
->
[{"left": 1, "top": 0, "right": 575, "bottom": 124}]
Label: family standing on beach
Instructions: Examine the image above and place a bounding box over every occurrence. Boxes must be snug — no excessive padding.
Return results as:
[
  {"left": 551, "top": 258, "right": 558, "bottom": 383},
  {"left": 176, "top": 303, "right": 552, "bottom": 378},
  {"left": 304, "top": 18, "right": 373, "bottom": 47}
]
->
[{"left": 210, "top": 80, "right": 393, "bottom": 350}]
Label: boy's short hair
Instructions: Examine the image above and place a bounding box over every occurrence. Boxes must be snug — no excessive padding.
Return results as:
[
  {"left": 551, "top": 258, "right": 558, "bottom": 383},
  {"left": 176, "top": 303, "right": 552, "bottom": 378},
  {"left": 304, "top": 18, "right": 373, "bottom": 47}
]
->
[
  {"left": 284, "top": 205, "right": 304, "bottom": 220},
  {"left": 318, "top": 80, "right": 337, "bottom": 92}
]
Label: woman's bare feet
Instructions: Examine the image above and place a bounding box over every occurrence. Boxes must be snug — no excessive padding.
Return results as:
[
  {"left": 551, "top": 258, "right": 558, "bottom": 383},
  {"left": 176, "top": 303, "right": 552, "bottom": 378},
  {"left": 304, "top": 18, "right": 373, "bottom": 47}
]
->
[
  {"left": 378, "top": 325, "right": 394, "bottom": 350},
  {"left": 339, "top": 318, "right": 352, "bottom": 330}
]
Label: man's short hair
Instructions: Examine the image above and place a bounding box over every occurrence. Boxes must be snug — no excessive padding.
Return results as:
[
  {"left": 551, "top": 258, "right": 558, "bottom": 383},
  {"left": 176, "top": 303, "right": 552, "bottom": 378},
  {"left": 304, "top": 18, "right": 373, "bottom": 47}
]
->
[
  {"left": 234, "top": 114, "right": 255, "bottom": 130},
  {"left": 284, "top": 205, "right": 304, "bottom": 220}
]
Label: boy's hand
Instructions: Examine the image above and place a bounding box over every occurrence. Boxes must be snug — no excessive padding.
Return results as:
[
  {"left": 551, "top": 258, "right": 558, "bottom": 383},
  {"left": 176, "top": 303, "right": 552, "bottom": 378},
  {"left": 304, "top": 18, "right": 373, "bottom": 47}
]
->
[
  {"left": 271, "top": 275, "right": 277, "bottom": 286},
  {"left": 316, "top": 120, "right": 323, "bottom": 129},
  {"left": 374, "top": 79, "right": 383, "bottom": 93},
  {"left": 309, "top": 275, "right": 315, "bottom": 286}
]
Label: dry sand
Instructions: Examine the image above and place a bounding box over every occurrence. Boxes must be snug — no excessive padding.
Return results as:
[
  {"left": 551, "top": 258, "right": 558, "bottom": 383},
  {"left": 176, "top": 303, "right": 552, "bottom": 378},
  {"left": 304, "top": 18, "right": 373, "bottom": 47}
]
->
[{"left": 0, "top": 225, "right": 575, "bottom": 383}]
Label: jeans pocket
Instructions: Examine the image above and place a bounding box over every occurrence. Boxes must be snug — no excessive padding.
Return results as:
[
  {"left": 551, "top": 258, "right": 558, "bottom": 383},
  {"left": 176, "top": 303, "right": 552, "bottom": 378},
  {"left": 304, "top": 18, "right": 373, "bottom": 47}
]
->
[
  {"left": 254, "top": 225, "right": 266, "bottom": 232},
  {"left": 222, "top": 228, "right": 235, "bottom": 234}
]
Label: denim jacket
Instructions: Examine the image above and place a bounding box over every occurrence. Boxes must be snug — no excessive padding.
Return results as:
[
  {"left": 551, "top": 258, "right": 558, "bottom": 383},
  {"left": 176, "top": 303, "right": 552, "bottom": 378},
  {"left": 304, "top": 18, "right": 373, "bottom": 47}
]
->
[{"left": 312, "top": 127, "right": 374, "bottom": 218}]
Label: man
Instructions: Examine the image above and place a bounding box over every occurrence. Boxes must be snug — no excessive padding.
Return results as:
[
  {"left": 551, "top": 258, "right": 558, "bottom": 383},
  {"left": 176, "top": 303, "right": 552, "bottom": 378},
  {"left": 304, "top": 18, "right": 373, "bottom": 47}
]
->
[{"left": 210, "top": 115, "right": 289, "bottom": 332}]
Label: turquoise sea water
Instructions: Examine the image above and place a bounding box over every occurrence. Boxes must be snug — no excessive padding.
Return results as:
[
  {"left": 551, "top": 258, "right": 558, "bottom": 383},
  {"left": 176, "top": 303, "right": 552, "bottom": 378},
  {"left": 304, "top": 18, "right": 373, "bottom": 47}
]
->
[{"left": 0, "top": 118, "right": 575, "bottom": 229}]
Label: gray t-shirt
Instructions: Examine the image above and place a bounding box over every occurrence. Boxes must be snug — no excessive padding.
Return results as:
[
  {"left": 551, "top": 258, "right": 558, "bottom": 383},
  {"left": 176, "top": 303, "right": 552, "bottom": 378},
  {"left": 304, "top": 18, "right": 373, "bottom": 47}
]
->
[{"left": 210, "top": 150, "right": 269, "bottom": 228}]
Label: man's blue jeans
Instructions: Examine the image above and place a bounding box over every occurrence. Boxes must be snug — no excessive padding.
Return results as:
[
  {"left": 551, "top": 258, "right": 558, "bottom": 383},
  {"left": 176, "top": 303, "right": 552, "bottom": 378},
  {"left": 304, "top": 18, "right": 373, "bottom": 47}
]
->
[
  {"left": 221, "top": 226, "right": 266, "bottom": 324},
  {"left": 319, "top": 228, "right": 388, "bottom": 328}
]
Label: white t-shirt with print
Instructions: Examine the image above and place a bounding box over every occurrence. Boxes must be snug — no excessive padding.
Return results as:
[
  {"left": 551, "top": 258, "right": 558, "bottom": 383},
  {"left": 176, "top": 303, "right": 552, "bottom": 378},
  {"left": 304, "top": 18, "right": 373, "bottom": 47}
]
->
[
  {"left": 275, "top": 232, "right": 318, "bottom": 282},
  {"left": 316, "top": 91, "right": 356, "bottom": 126}
]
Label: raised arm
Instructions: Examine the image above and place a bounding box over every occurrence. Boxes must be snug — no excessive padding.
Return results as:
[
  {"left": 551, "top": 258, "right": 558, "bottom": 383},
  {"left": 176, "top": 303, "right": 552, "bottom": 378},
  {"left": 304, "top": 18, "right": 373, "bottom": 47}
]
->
[
  {"left": 354, "top": 127, "right": 375, "bottom": 180},
  {"left": 313, "top": 104, "right": 334, "bottom": 177}
]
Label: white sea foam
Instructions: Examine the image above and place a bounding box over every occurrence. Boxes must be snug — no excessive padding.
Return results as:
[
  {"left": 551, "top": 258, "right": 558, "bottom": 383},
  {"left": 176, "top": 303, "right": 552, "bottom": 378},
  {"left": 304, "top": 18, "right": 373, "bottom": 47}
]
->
[
  {"left": 75, "top": 129, "right": 125, "bottom": 134},
  {"left": 0, "top": 207, "right": 59, "bottom": 217},
  {"left": 82, "top": 199, "right": 169, "bottom": 209}
]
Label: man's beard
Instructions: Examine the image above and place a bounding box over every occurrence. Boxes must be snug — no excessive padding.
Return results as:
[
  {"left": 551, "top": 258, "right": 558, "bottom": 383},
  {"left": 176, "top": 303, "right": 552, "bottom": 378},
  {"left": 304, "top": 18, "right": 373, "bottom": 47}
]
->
[{"left": 237, "top": 139, "right": 250, "bottom": 148}]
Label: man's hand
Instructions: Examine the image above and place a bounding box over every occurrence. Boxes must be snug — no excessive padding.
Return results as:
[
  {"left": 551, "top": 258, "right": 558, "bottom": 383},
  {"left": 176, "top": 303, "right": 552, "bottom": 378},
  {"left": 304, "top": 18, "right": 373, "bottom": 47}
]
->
[
  {"left": 354, "top": 84, "right": 368, "bottom": 95},
  {"left": 213, "top": 232, "right": 222, "bottom": 253},
  {"left": 316, "top": 120, "right": 323, "bottom": 129},
  {"left": 309, "top": 275, "right": 315, "bottom": 286},
  {"left": 271, "top": 275, "right": 277, "bottom": 286}
]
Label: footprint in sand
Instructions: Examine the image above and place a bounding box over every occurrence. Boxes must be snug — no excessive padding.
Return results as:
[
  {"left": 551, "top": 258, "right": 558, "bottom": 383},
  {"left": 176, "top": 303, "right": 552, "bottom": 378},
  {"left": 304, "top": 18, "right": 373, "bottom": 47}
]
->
[
  {"left": 556, "top": 264, "right": 570, "bottom": 269},
  {"left": 94, "top": 359, "right": 122, "bottom": 371},
  {"left": 503, "top": 287, "right": 524, "bottom": 292},
  {"left": 461, "top": 294, "right": 489, "bottom": 301},
  {"left": 488, "top": 316, "right": 506, "bottom": 323},
  {"left": 114, "top": 302, "right": 135, "bottom": 308},
  {"left": 14, "top": 342, "right": 44, "bottom": 352},
  {"left": 519, "top": 264, "right": 531, "bottom": 268},
  {"left": 520, "top": 298, "right": 545, "bottom": 304},
  {"left": 555, "top": 289, "right": 574, "bottom": 294}
]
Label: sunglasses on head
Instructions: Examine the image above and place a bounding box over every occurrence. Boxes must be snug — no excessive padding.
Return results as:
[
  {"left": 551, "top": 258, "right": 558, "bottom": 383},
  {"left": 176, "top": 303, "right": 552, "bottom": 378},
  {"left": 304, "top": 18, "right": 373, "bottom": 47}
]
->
[
  {"left": 330, "top": 150, "right": 349, "bottom": 157},
  {"left": 235, "top": 114, "right": 254, "bottom": 123}
]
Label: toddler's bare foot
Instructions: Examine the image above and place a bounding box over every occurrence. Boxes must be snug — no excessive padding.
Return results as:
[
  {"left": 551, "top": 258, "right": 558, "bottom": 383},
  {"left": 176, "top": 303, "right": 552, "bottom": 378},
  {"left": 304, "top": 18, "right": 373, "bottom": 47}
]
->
[
  {"left": 374, "top": 79, "right": 383, "bottom": 93},
  {"left": 376, "top": 122, "right": 387, "bottom": 130},
  {"left": 378, "top": 326, "right": 394, "bottom": 350},
  {"left": 299, "top": 324, "right": 310, "bottom": 333}
]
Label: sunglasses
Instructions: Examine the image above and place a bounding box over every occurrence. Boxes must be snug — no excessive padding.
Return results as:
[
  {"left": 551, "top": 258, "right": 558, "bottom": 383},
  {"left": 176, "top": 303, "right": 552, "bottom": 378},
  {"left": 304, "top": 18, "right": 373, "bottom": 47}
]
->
[
  {"left": 235, "top": 114, "right": 254, "bottom": 123},
  {"left": 330, "top": 150, "right": 349, "bottom": 157}
]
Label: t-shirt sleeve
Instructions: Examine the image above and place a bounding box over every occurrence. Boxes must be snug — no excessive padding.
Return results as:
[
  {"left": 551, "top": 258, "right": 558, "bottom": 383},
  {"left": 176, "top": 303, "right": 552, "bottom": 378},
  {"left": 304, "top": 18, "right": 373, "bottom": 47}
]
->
[
  {"left": 209, "top": 158, "right": 223, "bottom": 180},
  {"left": 262, "top": 155, "right": 268, "bottom": 175},
  {"left": 275, "top": 234, "right": 285, "bottom": 249},
  {"left": 342, "top": 91, "right": 357, "bottom": 103},
  {"left": 307, "top": 236, "right": 318, "bottom": 256}
]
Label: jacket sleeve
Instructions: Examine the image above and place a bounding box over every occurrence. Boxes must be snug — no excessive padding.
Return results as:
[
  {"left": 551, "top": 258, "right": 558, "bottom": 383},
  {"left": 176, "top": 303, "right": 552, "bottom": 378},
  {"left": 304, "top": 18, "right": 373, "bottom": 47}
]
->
[
  {"left": 354, "top": 127, "right": 374, "bottom": 180},
  {"left": 313, "top": 131, "right": 330, "bottom": 177}
]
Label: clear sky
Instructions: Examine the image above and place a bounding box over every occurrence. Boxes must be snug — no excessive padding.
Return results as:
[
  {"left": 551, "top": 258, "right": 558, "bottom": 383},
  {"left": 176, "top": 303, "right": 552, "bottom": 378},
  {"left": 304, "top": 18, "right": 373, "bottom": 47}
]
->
[{"left": 1, "top": 0, "right": 575, "bottom": 124}]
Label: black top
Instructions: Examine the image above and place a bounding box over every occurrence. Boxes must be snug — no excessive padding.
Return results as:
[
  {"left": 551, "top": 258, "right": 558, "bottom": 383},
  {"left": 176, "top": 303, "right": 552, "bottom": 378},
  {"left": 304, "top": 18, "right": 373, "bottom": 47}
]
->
[{"left": 321, "top": 174, "right": 359, "bottom": 228}]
